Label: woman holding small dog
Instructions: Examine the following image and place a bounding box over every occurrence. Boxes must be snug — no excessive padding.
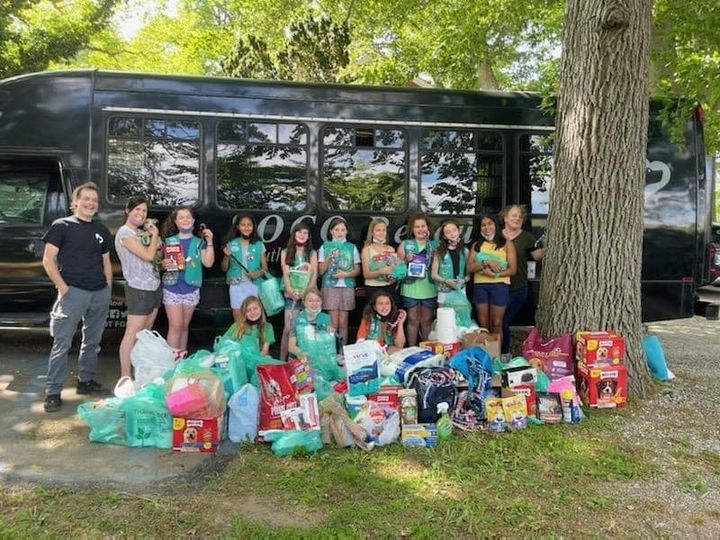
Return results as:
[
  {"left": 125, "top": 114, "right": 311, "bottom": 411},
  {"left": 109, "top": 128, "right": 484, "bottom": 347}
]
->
[{"left": 115, "top": 196, "right": 163, "bottom": 379}]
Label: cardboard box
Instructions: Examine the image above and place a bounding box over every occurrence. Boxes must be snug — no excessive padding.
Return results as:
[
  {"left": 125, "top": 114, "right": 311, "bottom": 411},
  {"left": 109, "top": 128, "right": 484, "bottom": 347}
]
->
[
  {"left": 367, "top": 385, "right": 401, "bottom": 414},
  {"left": 173, "top": 414, "right": 224, "bottom": 452},
  {"left": 461, "top": 329, "right": 501, "bottom": 360},
  {"left": 575, "top": 331, "right": 625, "bottom": 368},
  {"left": 162, "top": 243, "right": 185, "bottom": 270},
  {"left": 420, "top": 341, "right": 462, "bottom": 359},
  {"left": 578, "top": 365, "right": 628, "bottom": 408},
  {"left": 502, "top": 384, "right": 537, "bottom": 418},
  {"left": 401, "top": 423, "right": 438, "bottom": 448}
]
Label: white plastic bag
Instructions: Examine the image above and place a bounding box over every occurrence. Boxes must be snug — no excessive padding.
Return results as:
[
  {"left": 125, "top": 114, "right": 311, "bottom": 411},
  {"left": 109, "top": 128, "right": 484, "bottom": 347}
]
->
[
  {"left": 228, "top": 384, "right": 260, "bottom": 442},
  {"left": 131, "top": 330, "right": 177, "bottom": 388}
]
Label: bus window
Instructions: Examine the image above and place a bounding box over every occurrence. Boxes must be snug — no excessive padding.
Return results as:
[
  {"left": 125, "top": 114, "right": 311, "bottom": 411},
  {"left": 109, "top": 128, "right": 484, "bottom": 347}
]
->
[
  {"left": 321, "top": 126, "right": 407, "bottom": 212},
  {"left": 106, "top": 116, "right": 201, "bottom": 207},
  {"left": 420, "top": 129, "right": 503, "bottom": 215},
  {"left": 519, "top": 133, "right": 554, "bottom": 216},
  {"left": 0, "top": 172, "right": 48, "bottom": 225},
  {"left": 216, "top": 120, "right": 308, "bottom": 211}
]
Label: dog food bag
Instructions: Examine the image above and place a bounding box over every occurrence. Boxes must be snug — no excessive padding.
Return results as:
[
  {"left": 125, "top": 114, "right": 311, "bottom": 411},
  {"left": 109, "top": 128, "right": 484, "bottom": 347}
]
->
[
  {"left": 485, "top": 397, "right": 506, "bottom": 433},
  {"left": 522, "top": 327, "right": 573, "bottom": 380},
  {"left": 257, "top": 364, "right": 299, "bottom": 435},
  {"left": 501, "top": 394, "right": 528, "bottom": 430}
]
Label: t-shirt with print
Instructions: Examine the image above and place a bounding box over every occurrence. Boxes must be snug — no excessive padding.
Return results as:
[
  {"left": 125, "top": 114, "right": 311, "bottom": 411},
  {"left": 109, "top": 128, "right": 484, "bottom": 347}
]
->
[
  {"left": 42, "top": 216, "right": 111, "bottom": 291},
  {"left": 164, "top": 237, "right": 197, "bottom": 294},
  {"left": 115, "top": 225, "right": 160, "bottom": 291}
]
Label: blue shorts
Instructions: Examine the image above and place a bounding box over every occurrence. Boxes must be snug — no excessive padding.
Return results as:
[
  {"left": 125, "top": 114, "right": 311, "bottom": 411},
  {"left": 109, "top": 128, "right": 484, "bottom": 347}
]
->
[
  {"left": 402, "top": 296, "right": 438, "bottom": 309},
  {"left": 473, "top": 283, "right": 509, "bottom": 307}
]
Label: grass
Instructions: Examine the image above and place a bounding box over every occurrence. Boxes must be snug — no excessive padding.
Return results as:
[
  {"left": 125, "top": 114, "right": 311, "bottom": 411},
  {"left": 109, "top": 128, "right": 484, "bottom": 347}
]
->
[{"left": 0, "top": 414, "right": 657, "bottom": 538}]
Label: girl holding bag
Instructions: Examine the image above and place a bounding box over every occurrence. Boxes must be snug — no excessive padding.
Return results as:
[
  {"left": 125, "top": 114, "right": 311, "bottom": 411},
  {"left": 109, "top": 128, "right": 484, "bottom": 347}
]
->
[
  {"left": 279, "top": 222, "right": 318, "bottom": 361},
  {"left": 221, "top": 214, "right": 268, "bottom": 325},
  {"left": 431, "top": 219, "right": 470, "bottom": 307}
]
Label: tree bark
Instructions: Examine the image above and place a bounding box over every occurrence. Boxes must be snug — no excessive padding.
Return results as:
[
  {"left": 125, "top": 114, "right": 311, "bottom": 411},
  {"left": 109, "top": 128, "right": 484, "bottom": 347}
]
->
[{"left": 537, "top": 0, "right": 653, "bottom": 398}]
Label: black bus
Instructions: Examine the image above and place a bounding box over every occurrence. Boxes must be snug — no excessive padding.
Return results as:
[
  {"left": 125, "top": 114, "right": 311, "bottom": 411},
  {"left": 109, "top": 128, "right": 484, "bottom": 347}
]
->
[{"left": 0, "top": 69, "right": 714, "bottom": 329}]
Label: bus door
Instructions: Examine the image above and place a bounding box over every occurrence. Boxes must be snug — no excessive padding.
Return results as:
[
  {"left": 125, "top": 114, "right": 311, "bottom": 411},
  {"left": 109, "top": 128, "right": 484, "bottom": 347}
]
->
[{"left": 0, "top": 158, "right": 68, "bottom": 326}]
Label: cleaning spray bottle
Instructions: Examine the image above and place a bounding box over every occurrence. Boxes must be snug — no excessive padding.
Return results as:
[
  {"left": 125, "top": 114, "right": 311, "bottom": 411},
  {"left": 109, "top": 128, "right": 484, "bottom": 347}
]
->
[{"left": 436, "top": 402, "right": 453, "bottom": 441}]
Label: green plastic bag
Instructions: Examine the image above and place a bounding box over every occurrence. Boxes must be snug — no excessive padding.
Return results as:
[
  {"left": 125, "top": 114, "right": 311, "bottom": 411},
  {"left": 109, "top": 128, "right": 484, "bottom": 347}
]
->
[
  {"left": 444, "top": 288, "right": 473, "bottom": 327},
  {"left": 174, "top": 350, "right": 215, "bottom": 375},
  {"left": 119, "top": 383, "right": 172, "bottom": 449},
  {"left": 77, "top": 398, "right": 126, "bottom": 446},
  {"left": 214, "top": 337, "right": 249, "bottom": 393},
  {"left": 265, "top": 429, "right": 323, "bottom": 457},
  {"left": 259, "top": 273, "right": 285, "bottom": 316},
  {"left": 298, "top": 329, "right": 343, "bottom": 382},
  {"left": 314, "top": 373, "right": 334, "bottom": 402}
]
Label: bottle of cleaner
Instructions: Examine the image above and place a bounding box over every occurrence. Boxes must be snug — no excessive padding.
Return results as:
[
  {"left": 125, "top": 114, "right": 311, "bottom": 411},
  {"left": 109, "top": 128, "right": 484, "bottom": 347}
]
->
[{"left": 436, "top": 402, "right": 452, "bottom": 441}]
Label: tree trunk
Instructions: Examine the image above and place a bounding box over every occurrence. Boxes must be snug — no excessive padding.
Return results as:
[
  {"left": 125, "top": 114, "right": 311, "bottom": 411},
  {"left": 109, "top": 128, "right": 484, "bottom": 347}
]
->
[{"left": 537, "top": 0, "right": 653, "bottom": 398}]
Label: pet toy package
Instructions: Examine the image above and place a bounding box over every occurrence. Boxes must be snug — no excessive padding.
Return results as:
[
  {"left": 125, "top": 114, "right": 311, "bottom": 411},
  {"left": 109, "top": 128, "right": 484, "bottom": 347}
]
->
[
  {"left": 172, "top": 414, "right": 225, "bottom": 452},
  {"left": 575, "top": 331, "right": 625, "bottom": 368},
  {"left": 577, "top": 364, "right": 628, "bottom": 408}
]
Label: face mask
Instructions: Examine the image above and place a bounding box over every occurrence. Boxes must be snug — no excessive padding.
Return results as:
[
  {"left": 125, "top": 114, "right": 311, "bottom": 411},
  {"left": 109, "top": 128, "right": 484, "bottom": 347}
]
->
[
  {"left": 481, "top": 232, "right": 495, "bottom": 241},
  {"left": 240, "top": 233, "right": 251, "bottom": 240},
  {"left": 246, "top": 317, "right": 260, "bottom": 326},
  {"left": 372, "top": 236, "right": 385, "bottom": 244},
  {"left": 128, "top": 214, "right": 144, "bottom": 227},
  {"left": 446, "top": 237, "right": 459, "bottom": 248},
  {"left": 305, "top": 305, "right": 321, "bottom": 316},
  {"left": 375, "top": 312, "right": 388, "bottom": 323},
  {"left": 178, "top": 225, "right": 193, "bottom": 234}
]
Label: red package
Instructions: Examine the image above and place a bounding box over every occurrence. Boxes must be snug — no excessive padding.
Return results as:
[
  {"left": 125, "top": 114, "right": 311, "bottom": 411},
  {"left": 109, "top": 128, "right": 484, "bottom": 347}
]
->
[
  {"left": 257, "top": 364, "right": 299, "bottom": 433},
  {"left": 522, "top": 327, "right": 573, "bottom": 380},
  {"left": 163, "top": 243, "right": 185, "bottom": 270}
]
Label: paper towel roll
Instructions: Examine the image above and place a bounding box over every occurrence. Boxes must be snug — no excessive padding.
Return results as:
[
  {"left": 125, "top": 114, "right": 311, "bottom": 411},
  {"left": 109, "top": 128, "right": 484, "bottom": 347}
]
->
[{"left": 436, "top": 307, "right": 458, "bottom": 343}]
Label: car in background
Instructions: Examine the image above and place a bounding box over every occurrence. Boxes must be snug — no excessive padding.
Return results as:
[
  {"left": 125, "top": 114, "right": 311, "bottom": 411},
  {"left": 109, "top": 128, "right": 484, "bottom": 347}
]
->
[{"left": 708, "top": 223, "right": 720, "bottom": 286}]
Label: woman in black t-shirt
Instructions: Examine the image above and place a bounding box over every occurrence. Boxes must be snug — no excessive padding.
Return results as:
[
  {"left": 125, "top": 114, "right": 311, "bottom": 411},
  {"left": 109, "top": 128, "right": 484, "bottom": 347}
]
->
[{"left": 500, "top": 205, "right": 545, "bottom": 356}]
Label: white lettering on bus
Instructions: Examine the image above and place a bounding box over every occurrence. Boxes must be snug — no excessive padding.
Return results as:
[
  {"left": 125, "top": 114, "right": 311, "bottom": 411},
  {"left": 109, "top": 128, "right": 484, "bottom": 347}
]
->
[
  {"left": 257, "top": 214, "right": 284, "bottom": 243},
  {"left": 290, "top": 214, "right": 317, "bottom": 231}
]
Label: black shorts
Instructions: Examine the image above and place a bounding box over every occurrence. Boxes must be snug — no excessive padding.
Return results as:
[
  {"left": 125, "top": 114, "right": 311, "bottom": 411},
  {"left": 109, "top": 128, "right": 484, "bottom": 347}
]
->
[{"left": 125, "top": 284, "right": 162, "bottom": 316}]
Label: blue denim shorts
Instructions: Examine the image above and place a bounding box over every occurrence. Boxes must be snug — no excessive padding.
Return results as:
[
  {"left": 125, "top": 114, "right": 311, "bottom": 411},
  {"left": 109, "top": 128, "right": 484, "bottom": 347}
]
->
[
  {"left": 401, "top": 296, "right": 438, "bottom": 309},
  {"left": 472, "top": 283, "right": 509, "bottom": 307}
]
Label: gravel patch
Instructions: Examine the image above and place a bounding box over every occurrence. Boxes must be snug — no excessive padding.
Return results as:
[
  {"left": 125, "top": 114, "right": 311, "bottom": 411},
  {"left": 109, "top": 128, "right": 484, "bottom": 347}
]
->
[{"left": 602, "top": 316, "right": 720, "bottom": 536}]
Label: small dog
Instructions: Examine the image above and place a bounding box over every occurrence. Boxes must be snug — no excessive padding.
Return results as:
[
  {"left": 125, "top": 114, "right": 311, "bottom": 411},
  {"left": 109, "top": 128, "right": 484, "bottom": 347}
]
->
[
  {"left": 183, "top": 427, "right": 198, "bottom": 443},
  {"left": 597, "top": 379, "right": 617, "bottom": 401}
]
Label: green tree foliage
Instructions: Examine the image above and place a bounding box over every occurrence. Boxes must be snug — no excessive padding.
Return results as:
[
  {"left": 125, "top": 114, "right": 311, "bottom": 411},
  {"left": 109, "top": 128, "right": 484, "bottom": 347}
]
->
[
  {"left": 652, "top": 0, "right": 720, "bottom": 152},
  {"left": 222, "top": 12, "right": 351, "bottom": 83},
  {"left": 0, "top": 0, "right": 119, "bottom": 78}
]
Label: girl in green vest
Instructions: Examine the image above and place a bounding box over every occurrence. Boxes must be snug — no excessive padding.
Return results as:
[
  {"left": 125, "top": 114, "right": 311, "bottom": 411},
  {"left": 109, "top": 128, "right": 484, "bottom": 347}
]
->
[
  {"left": 431, "top": 219, "right": 470, "bottom": 306},
  {"left": 279, "top": 222, "right": 318, "bottom": 361},
  {"left": 319, "top": 217, "right": 361, "bottom": 348},
  {"left": 287, "top": 288, "right": 334, "bottom": 360},
  {"left": 397, "top": 213, "right": 438, "bottom": 346},
  {"left": 221, "top": 214, "right": 268, "bottom": 326},
  {"left": 161, "top": 206, "right": 215, "bottom": 351},
  {"left": 223, "top": 295, "right": 275, "bottom": 356}
]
